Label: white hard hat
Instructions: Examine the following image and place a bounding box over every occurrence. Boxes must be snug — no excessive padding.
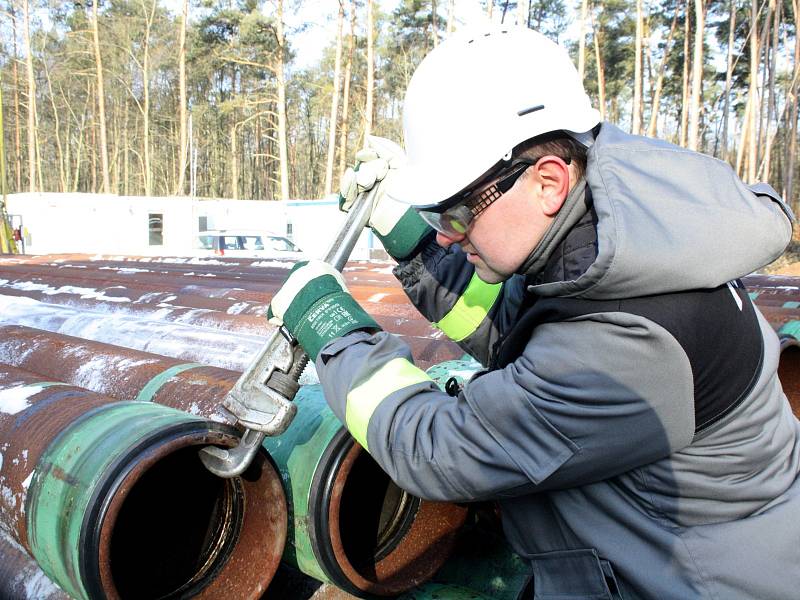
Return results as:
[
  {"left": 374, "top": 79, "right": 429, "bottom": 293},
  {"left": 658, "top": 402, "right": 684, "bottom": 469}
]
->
[{"left": 388, "top": 26, "right": 600, "bottom": 209}]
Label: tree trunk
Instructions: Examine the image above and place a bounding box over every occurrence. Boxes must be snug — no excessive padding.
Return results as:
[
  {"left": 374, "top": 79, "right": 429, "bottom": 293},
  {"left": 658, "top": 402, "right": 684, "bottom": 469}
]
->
[
  {"left": 785, "top": 0, "right": 799, "bottom": 206},
  {"left": 578, "top": 0, "right": 588, "bottom": 80},
  {"left": 22, "top": 0, "right": 36, "bottom": 192},
  {"left": 632, "top": 0, "right": 644, "bottom": 134},
  {"left": 721, "top": 0, "right": 736, "bottom": 160},
  {"left": 432, "top": 0, "right": 439, "bottom": 46},
  {"left": 276, "top": 0, "right": 290, "bottom": 200},
  {"left": 91, "top": 0, "right": 111, "bottom": 193},
  {"left": 487, "top": 0, "right": 493, "bottom": 19},
  {"left": 43, "top": 61, "right": 66, "bottom": 192},
  {"left": 761, "top": 0, "right": 780, "bottom": 180},
  {"left": 591, "top": 3, "right": 606, "bottom": 121},
  {"left": 10, "top": 5, "right": 22, "bottom": 192},
  {"left": 338, "top": 0, "right": 356, "bottom": 182},
  {"left": 518, "top": 0, "right": 528, "bottom": 27},
  {"left": 747, "top": 0, "right": 760, "bottom": 182},
  {"left": 365, "top": 0, "right": 375, "bottom": 140},
  {"left": 230, "top": 123, "right": 238, "bottom": 200},
  {"left": 324, "top": 1, "right": 345, "bottom": 196},
  {"left": 687, "top": 0, "right": 704, "bottom": 150},
  {"left": 447, "top": 0, "right": 455, "bottom": 34},
  {"left": 647, "top": 5, "right": 679, "bottom": 137},
  {"left": 140, "top": 0, "right": 156, "bottom": 197},
  {"left": 175, "top": 0, "right": 189, "bottom": 195},
  {"left": 680, "top": 0, "right": 691, "bottom": 147}
]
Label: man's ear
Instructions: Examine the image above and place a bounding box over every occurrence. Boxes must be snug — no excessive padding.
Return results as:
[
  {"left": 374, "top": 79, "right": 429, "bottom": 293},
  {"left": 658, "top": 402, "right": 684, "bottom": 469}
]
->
[{"left": 531, "top": 156, "right": 571, "bottom": 217}]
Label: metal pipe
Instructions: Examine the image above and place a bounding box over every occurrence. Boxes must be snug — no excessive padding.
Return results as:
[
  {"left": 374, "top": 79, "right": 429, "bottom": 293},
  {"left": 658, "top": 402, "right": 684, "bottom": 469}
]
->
[
  {"left": 263, "top": 385, "right": 468, "bottom": 597},
  {"left": 0, "top": 293, "right": 462, "bottom": 372},
  {"left": 0, "top": 530, "right": 69, "bottom": 599},
  {"left": 0, "top": 364, "right": 287, "bottom": 600},
  {"left": 0, "top": 327, "right": 469, "bottom": 596}
]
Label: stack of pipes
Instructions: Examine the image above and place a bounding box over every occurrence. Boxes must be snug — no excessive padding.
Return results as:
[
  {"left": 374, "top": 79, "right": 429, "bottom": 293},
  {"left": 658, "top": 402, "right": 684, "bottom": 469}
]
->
[{"left": 0, "top": 254, "right": 799, "bottom": 599}]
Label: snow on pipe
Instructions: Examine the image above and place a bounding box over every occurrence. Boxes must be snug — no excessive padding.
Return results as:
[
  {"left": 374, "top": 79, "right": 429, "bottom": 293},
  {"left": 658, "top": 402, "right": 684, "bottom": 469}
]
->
[
  {"left": 0, "top": 326, "right": 469, "bottom": 597},
  {"left": 0, "top": 364, "right": 287, "bottom": 600},
  {"left": 0, "top": 293, "right": 461, "bottom": 373},
  {"left": 0, "top": 260, "right": 428, "bottom": 321},
  {"left": 0, "top": 276, "right": 447, "bottom": 339}
]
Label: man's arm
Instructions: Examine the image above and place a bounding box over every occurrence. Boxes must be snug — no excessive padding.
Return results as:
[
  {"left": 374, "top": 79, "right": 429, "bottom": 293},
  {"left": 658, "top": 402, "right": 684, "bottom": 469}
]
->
[
  {"left": 394, "top": 238, "right": 525, "bottom": 366},
  {"left": 316, "top": 311, "right": 696, "bottom": 502}
]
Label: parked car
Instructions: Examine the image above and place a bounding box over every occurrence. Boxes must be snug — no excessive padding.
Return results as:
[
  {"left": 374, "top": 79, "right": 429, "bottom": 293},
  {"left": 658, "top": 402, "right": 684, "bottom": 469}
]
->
[{"left": 195, "top": 230, "right": 304, "bottom": 259}]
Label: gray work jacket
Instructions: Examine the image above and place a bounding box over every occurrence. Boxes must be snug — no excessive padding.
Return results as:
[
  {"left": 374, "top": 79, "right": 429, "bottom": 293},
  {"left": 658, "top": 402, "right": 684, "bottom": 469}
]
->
[{"left": 316, "top": 124, "right": 800, "bottom": 599}]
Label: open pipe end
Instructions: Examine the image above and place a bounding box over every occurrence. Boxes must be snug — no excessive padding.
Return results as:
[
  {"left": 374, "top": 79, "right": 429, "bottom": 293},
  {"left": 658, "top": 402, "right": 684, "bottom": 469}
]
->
[
  {"left": 779, "top": 336, "right": 800, "bottom": 418},
  {"left": 93, "top": 427, "right": 287, "bottom": 600},
  {"left": 312, "top": 430, "right": 467, "bottom": 597}
]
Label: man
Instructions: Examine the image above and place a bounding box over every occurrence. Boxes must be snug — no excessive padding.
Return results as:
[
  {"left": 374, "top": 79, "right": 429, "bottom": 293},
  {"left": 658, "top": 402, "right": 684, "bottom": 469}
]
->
[{"left": 268, "top": 27, "right": 800, "bottom": 599}]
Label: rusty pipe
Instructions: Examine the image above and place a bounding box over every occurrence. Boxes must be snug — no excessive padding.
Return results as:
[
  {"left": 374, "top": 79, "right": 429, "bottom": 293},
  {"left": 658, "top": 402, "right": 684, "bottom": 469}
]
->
[
  {"left": 0, "top": 326, "right": 468, "bottom": 596},
  {"left": 0, "top": 363, "right": 287, "bottom": 600}
]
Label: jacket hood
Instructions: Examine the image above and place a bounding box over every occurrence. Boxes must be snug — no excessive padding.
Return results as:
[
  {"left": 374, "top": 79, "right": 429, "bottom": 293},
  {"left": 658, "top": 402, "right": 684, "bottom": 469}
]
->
[{"left": 527, "top": 123, "right": 794, "bottom": 299}]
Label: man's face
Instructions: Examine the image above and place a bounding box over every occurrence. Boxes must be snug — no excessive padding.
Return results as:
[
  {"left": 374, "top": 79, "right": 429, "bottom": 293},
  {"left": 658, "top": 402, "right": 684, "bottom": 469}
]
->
[{"left": 433, "top": 164, "right": 561, "bottom": 283}]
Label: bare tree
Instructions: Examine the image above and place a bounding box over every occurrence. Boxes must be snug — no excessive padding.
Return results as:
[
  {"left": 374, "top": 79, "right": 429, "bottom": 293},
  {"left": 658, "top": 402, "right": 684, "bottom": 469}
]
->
[
  {"left": 721, "top": 0, "right": 736, "bottom": 159},
  {"left": 687, "top": 0, "right": 704, "bottom": 150},
  {"left": 91, "top": 0, "right": 111, "bottom": 193},
  {"left": 175, "top": 0, "right": 189, "bottom": 195},
  {"left": 785, "top": 0, "right": 800, "bottom": 205},
  {"left": 138, "top": 0, "right": 157, "bottom": 196},
  {"left": 632, "top": 0, "right": 644, "bottom": 134},
  {"left": 8, "top": 4, "right": 22, "bottom": 191},
  {"left": 647, "top": 5, "right": 679, "bottom": 137},
  {"left": 518, "top": 0, "right": 528, "bottom": 26},
  {"left": 324, "top": 1, "right": 345, "bottom": 196},
  {"left": 578, "top": 0, "right": 588, "bottom": 80},
  {"left": 680, "top": 0, "right": 691, "bottom": 147},
  {"left": 447, "top": 0, "right": 455, "bottom": 34},
  {"left": 338, "top": 0, "right": 356, "bottom": 181},
  {"left": 365, "top": 0, "right": 375, "bottom": 140},
  {"left": 591, "top": 2, "right": 606, "bottom": 121},
  {"left": 22, "top": 0, "right": 36, "bottom": 192},
  {"left": 275, "top": 0, "right": 290, "bottom": 200},
  {"left": 760, "top": 0, "right": 780, "bottom": 179}
]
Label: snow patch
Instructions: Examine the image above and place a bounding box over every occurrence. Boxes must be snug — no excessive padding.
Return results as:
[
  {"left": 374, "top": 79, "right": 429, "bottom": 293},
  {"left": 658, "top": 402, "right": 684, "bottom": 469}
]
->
[
  {"left": 98, "top": 266, "right": 151, "bottom": 274},
  {"left": 0, "top": 384, "right": 40, "bottom": 415},
  {"left": 250, "top": 260, "right": 294, "bottom": 269},
  {"left": 226, "top": 302, "right": 250, "bottom": 315}
]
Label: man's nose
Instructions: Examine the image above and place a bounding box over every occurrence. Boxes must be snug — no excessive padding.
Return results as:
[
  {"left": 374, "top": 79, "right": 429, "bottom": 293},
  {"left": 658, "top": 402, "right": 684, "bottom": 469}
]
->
[{"left": 435, "top": 230, "right": 466, "bottom": 248}]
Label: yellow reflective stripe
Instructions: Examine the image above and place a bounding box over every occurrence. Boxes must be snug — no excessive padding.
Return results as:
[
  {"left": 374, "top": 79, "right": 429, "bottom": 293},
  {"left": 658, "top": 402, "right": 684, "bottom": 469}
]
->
[
  {"left": 346, "top": 357, "right": 432, "bottom": 451},
  {"left": 433, "top": 273, "right": 502, "bottom": 342}
]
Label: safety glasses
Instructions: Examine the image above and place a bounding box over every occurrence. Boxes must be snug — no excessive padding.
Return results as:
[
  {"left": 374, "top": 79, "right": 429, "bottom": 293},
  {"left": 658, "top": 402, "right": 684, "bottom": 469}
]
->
[{"left": 416, "top": 159, "right": 538, "bottom": 237}]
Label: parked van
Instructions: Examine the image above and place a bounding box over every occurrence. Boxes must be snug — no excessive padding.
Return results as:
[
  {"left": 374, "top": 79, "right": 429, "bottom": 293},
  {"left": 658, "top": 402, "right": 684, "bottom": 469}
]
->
[{"left": 196, "top": 230, "right": 304, "bottom": 259}]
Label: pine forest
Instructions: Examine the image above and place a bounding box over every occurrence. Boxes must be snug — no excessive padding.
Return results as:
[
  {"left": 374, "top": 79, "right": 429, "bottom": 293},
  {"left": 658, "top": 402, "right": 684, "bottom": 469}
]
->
[{"left": 1, "top": 0, "right": 799, "bottom": 213}]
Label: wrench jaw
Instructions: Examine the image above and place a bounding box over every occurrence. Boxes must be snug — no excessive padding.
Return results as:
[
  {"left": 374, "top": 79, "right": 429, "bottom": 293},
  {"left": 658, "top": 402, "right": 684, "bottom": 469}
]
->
[{"left": 200, "top": 329, "right": 302, "bottom": 478}]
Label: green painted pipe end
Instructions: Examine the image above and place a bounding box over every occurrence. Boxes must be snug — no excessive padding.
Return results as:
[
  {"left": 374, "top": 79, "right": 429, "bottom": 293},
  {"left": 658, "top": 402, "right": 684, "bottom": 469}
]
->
[{"left": 25, "top": 401, "right": 216, "bottom": 600}]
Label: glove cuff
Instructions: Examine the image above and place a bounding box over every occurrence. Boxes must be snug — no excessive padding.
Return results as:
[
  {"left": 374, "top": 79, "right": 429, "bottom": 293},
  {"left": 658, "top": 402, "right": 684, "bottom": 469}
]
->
[
  {"left": 291, "top": 290, "right": 380, "bottom": 359},
  {"left": 375, "top": 207, "right": 433, "bottom": 261}
]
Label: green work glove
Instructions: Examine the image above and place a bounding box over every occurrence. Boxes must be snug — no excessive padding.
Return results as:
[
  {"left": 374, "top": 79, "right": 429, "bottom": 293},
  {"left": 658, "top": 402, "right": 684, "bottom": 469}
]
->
[
  {"left": 267, "top": 260, "right": 381, "bottom": 360},
  {"left": 339, "top": 136, "right": 431, "bottom": 260}
]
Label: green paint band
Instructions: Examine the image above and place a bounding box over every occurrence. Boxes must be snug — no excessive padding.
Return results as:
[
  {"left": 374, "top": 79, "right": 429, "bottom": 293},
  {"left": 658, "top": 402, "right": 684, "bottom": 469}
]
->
[
  {"left": 748, "top": 291, "right": 760, "bottom": 300},
  {"left": 779, "top": 320, "right": 800, "bottom": 341},
  {"left": 783, "top": 301, "right": 800, "bottom": 309},
  {"left": 26, "top": 401, "right": 204, "bottom": 599},
  {"left": 434, "top": 274, "right": 502, "bottom": 342},
  {"left": 261, "top": 385, "right": 343, "bottom": 582},
  {"left": 135, "top": 363, "right": 204, "bottom": 402}
]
